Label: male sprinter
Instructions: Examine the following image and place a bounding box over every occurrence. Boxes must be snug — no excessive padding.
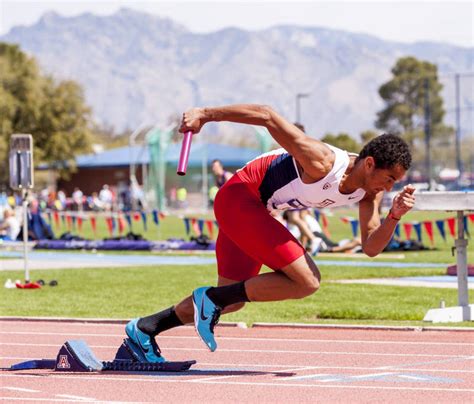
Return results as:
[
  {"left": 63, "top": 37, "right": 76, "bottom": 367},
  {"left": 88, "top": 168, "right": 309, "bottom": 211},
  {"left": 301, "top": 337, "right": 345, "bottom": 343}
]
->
[{"left": 125, "top": 104, "right": 415, "bottom": 361}]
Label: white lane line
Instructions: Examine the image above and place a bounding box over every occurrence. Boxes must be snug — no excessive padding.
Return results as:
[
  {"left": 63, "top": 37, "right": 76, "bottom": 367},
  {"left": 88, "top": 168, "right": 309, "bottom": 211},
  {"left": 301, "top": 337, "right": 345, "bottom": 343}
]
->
[
  {"left": 398, "top": 375, "right": 429, "bottom": 381},
  {"left": 0, "top": 398, "right": 141, "bottom": 403},
  {"left": 1, "top": 387, "right": 41, "bottom": 393},
  {"left": 278, "top": 373, "right": 331, "bottom": 381},
  {"left": 0, "top": 399, "right": 86, "bottom": 403},
  {"left": 188, "top": 365, "right": 317, "bottom": 383},
  {"left": 1, "top": 342, "right": 471, "bottom": 358},
  {"left": 56, "top": 394, "right": 98, "bottom": 401},
  {"left": 1, "top": 331, "right": 472, "bottom": 346},
  {"left": 2, "top": 373, "right": 474, "bottom": 393}
]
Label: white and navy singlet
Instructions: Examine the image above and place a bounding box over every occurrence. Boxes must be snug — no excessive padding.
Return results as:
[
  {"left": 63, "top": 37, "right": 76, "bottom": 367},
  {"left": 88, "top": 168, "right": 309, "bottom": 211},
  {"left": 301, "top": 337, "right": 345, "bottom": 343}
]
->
[{"left": 236, "top": 144, "right": 366, "bottom": 212}]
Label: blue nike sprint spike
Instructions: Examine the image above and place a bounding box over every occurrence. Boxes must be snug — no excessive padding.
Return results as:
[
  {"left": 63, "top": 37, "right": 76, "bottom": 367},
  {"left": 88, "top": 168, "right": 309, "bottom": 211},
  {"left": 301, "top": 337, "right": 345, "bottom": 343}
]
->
[
  {"left": 192, "top": 286, "right": 221, "bottom": 352},
  {"left": 125, "top": 318, "right": 166, "bottom": 363}
]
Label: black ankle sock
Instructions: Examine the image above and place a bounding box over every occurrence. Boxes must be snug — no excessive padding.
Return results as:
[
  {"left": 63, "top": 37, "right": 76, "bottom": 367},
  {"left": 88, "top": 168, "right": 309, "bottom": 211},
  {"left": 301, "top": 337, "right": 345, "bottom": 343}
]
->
[
  {"left": 205, "top": 281, "right": 250, "bottom": 309},
  {"left": 137, "top": 306, "right": 183, "bottom": 337}
]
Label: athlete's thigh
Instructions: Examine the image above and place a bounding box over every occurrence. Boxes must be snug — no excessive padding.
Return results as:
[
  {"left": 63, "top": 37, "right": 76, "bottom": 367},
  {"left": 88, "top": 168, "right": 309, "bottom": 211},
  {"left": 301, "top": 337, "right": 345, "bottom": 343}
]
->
[
  {"left": 280, "top": 252, "right": 321, "bottom": 285},
  {"left": 216, "top": 229, "right": 262, "bottom": 281}
]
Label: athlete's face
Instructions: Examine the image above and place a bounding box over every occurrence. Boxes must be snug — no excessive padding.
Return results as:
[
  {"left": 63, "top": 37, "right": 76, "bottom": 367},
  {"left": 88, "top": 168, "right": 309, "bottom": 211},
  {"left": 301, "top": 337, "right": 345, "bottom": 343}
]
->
[{"left": 363, "top": 157, "right": 406, "bottom": 194}]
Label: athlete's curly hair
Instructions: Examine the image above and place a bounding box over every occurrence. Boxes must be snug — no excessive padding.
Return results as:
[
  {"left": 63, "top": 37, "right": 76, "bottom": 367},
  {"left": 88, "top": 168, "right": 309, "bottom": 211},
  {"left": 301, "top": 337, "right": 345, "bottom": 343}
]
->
[{"left": 356, "top": 133, "right": 412, "bottom": 170}]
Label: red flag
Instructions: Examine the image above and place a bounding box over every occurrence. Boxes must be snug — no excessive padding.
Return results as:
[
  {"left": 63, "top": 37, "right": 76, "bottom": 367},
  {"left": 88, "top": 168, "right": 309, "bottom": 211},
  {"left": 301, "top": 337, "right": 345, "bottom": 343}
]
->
[
  {"left": 447, "top": 217, "right": 456, "bottom": 237},
  {"left": 403, "top": 223, "right": 412, "bottom": 240},
  {"left": 469, "top": 214, "right": 474, "bottom": 223},
  {"left": 118, "top": 215, "right": 126, "bottom": 234},
  {"left": 77, "top": 216, "right": 83, "bottom": 233},
  {"left": 66, "top": 215, "right": 72, "bottom": 231},
  {"left": 191, "top": 218, "right": 201, "bottom": 235},
  {"left": 90, "top": 216, "right": 97, "bottom": 236},
  {"left": 53, "top": 211, "right": 60, "bottom": 228},
  {"left": 206, "top": 220, "right": 214, "bottom": 238},
  {"left": 105, "top": 217, "right": 113, "bottom": 236},
  {"left": 133, "top": 212, "right": 141, "bottom": 221},
  {"left": 321, "top": 213, "right": 331, "bottom": 237},
  {"left": 423, "top": 221, "right": 434, "bottom": 247}
]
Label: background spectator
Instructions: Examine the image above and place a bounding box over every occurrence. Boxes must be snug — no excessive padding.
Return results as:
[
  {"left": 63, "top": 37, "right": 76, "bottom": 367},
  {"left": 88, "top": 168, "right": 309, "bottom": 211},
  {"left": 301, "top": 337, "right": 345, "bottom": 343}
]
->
[
  {"left": 211, "top": 159, "right": 233, "bottom": 188},
  {"left": 0, "top": 208, "right": 21, "bottom": 241}
]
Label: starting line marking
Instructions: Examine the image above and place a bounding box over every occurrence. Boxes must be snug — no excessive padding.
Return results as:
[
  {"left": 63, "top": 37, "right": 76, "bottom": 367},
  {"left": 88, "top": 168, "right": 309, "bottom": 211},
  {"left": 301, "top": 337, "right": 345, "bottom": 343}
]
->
[{"left": 1, "top": 331, "right": 472, "bottom": 347}]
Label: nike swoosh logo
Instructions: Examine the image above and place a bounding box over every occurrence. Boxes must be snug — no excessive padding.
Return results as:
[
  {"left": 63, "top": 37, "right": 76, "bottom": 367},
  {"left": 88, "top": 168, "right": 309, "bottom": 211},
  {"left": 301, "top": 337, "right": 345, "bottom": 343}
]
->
[
  {"left": 348, "top": 196, "right": 358, "bottom": 200},
  {"left": 200, "top": 298, "right": 209, "bottom": 321}
]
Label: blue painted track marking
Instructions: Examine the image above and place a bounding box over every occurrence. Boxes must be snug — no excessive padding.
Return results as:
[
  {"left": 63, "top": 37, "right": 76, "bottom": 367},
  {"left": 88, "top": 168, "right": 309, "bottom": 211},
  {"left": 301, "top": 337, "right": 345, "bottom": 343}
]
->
[{"left": 0, "top": 251, "right": 447, "bottom": 268}]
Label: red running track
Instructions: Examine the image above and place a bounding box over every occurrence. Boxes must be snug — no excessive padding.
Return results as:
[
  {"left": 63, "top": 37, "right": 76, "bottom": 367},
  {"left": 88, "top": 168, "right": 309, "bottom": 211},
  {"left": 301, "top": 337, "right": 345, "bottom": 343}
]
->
[{"left": 1, "top": 320, "right": 473, "bottom": 403}]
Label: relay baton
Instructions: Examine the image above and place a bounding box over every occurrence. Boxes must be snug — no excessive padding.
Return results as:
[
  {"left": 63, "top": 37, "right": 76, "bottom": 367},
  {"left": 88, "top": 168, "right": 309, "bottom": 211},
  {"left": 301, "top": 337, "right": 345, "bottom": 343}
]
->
[{"left": 177, "top": 131, "right": 193, "bottom": 176}]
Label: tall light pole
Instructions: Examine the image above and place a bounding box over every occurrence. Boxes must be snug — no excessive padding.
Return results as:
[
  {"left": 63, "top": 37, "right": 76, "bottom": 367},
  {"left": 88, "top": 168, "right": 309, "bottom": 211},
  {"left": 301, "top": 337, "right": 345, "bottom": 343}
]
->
[{"left": 295, "top": 93, "right": 310, "bottom": 125}]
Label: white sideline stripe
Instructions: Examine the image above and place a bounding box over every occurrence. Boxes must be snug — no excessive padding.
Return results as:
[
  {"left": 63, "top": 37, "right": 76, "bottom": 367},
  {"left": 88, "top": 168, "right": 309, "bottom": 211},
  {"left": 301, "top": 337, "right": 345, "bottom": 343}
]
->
[
  {"left": 188, "top": 365, "right": 317, "bottom": 383},
  {"left": 1, "top": 331, "right": 472, "bottom": 346},
  {"left": 0, "top": 398, "right": 139, "bottom": 403},
  {"left": 1, "top": 342, "right": 472, "bottom": 358},
  {"left": 351, "top": 372, "right": 395, "bottom": 379},
  {"left": 284, "top": 372, "right": 395, "bottom": 382},
  {"left": 2, "top": 357, "right": 474, "bottom": 373},
  {"left": 0, "top": 399, "right": 88, "bottom": 403},
  {"left": 279, "top": 373, "right": 331, "bottom": 381},
  {"left": 56, "top": 394, "right": 98, "bottom": 401},
  {"left": 1, "top": 387, "right": 40, "bottom": 393},
  {"left": 2, "top": 373, "right": 474, "bottom": 393},
  {"left": 398, "top": 375, "right": 429, "bottom": 381}
]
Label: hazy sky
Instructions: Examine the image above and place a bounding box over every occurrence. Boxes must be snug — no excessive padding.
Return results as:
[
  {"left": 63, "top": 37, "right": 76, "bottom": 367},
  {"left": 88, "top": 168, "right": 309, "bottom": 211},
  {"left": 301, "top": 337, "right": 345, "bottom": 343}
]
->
[{"left": 0, "top": 0, "right": 473, "bottom": 47}]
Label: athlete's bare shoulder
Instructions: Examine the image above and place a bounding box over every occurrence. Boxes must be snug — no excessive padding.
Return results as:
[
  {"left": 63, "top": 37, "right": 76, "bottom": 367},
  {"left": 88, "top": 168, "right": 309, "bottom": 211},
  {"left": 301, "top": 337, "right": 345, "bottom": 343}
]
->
[{"left": 293, "top": 137, "right": 336, "bottom": 182}]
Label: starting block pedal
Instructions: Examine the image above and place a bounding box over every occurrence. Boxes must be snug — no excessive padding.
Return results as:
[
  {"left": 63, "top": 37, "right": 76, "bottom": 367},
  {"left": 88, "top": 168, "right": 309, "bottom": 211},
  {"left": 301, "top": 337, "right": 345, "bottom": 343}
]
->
[{"left": 8, "top": 338, "right": 196, "bottom": 373}]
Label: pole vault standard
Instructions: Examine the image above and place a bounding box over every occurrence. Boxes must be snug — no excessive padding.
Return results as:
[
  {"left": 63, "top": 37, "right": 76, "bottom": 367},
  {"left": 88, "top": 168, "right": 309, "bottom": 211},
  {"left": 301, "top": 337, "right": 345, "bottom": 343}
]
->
[{"left": 415, "top": 191, "right": 474, "bottom": 322}]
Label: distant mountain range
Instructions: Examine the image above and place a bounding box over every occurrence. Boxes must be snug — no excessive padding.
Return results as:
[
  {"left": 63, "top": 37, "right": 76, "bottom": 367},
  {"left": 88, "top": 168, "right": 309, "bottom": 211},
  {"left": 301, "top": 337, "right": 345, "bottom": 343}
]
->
[{"left": 2, "top": 8, "right": 473, "bottom": 142}]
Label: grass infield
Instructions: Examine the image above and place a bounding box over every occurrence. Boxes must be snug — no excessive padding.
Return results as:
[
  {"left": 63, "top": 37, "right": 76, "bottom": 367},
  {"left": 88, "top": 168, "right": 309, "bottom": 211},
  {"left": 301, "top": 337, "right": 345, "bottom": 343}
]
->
[{"left": 1, "top": 209, "right": 472, "bottom": 327}]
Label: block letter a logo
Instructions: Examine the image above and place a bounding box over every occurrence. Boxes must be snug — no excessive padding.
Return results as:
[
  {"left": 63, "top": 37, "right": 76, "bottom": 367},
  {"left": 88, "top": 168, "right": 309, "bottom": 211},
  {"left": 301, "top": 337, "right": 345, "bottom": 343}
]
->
[{"left": 57, "top": 355, "right": 71, "bottom": 369}]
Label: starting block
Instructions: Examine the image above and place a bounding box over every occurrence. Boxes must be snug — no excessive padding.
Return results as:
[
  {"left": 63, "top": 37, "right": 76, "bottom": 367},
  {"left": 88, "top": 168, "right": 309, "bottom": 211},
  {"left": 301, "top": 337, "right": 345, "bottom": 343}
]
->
[{"left": 8, "top": 338, "right": 196, "bottom": 372}]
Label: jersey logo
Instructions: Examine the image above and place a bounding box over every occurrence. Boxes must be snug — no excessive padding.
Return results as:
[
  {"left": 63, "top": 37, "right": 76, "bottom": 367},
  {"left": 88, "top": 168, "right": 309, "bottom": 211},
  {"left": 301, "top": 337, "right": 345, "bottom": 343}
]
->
[
  {"left": 315, "top": 199, "right": 336, "bottom": 208},
  {"left": 323, "top": 182, "right": 331, "bottom": 190}
]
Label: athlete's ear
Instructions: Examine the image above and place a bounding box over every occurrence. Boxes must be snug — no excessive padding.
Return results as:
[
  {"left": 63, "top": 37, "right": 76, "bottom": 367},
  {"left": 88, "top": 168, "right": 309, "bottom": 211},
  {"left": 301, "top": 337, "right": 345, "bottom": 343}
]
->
[{"left": 364, "top": 156, "right": 376, "bottom": 172}]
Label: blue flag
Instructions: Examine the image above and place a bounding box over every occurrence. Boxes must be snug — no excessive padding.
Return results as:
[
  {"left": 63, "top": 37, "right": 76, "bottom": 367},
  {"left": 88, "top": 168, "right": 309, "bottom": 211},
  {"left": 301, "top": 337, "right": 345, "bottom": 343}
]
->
[
  {"left": 198, "top": 219, "right": 205, "bottom": 233},
  {"left": 463, "top": 215, "right": 470, "bottom": 238},
  {"left": 413, "top": 222, "right": 422, "bottom": 242},
  {"left": 394, "top": 223, "right": 400, "bottom": 238},
  {"left": 435, "top": 220, "right": 446, "bottom": 242},
  {"left": 184, "top": 218, "right": 190, "bottom": 235},
  {"left": 350, "top": 220, "right": 359, "bottom": 238},
  {"left": 125, "top": 213, "right": 132, "bottom": 229},
  {"left": 152, "top": 210, "right": 159, "bottom": 225}
]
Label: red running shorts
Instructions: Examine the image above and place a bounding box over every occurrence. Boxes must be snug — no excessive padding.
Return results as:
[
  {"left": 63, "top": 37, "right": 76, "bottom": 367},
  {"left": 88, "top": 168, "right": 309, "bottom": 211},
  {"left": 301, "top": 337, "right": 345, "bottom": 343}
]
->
[{"left": 213, "top": 174, "right": 306, "bottom": 281}]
